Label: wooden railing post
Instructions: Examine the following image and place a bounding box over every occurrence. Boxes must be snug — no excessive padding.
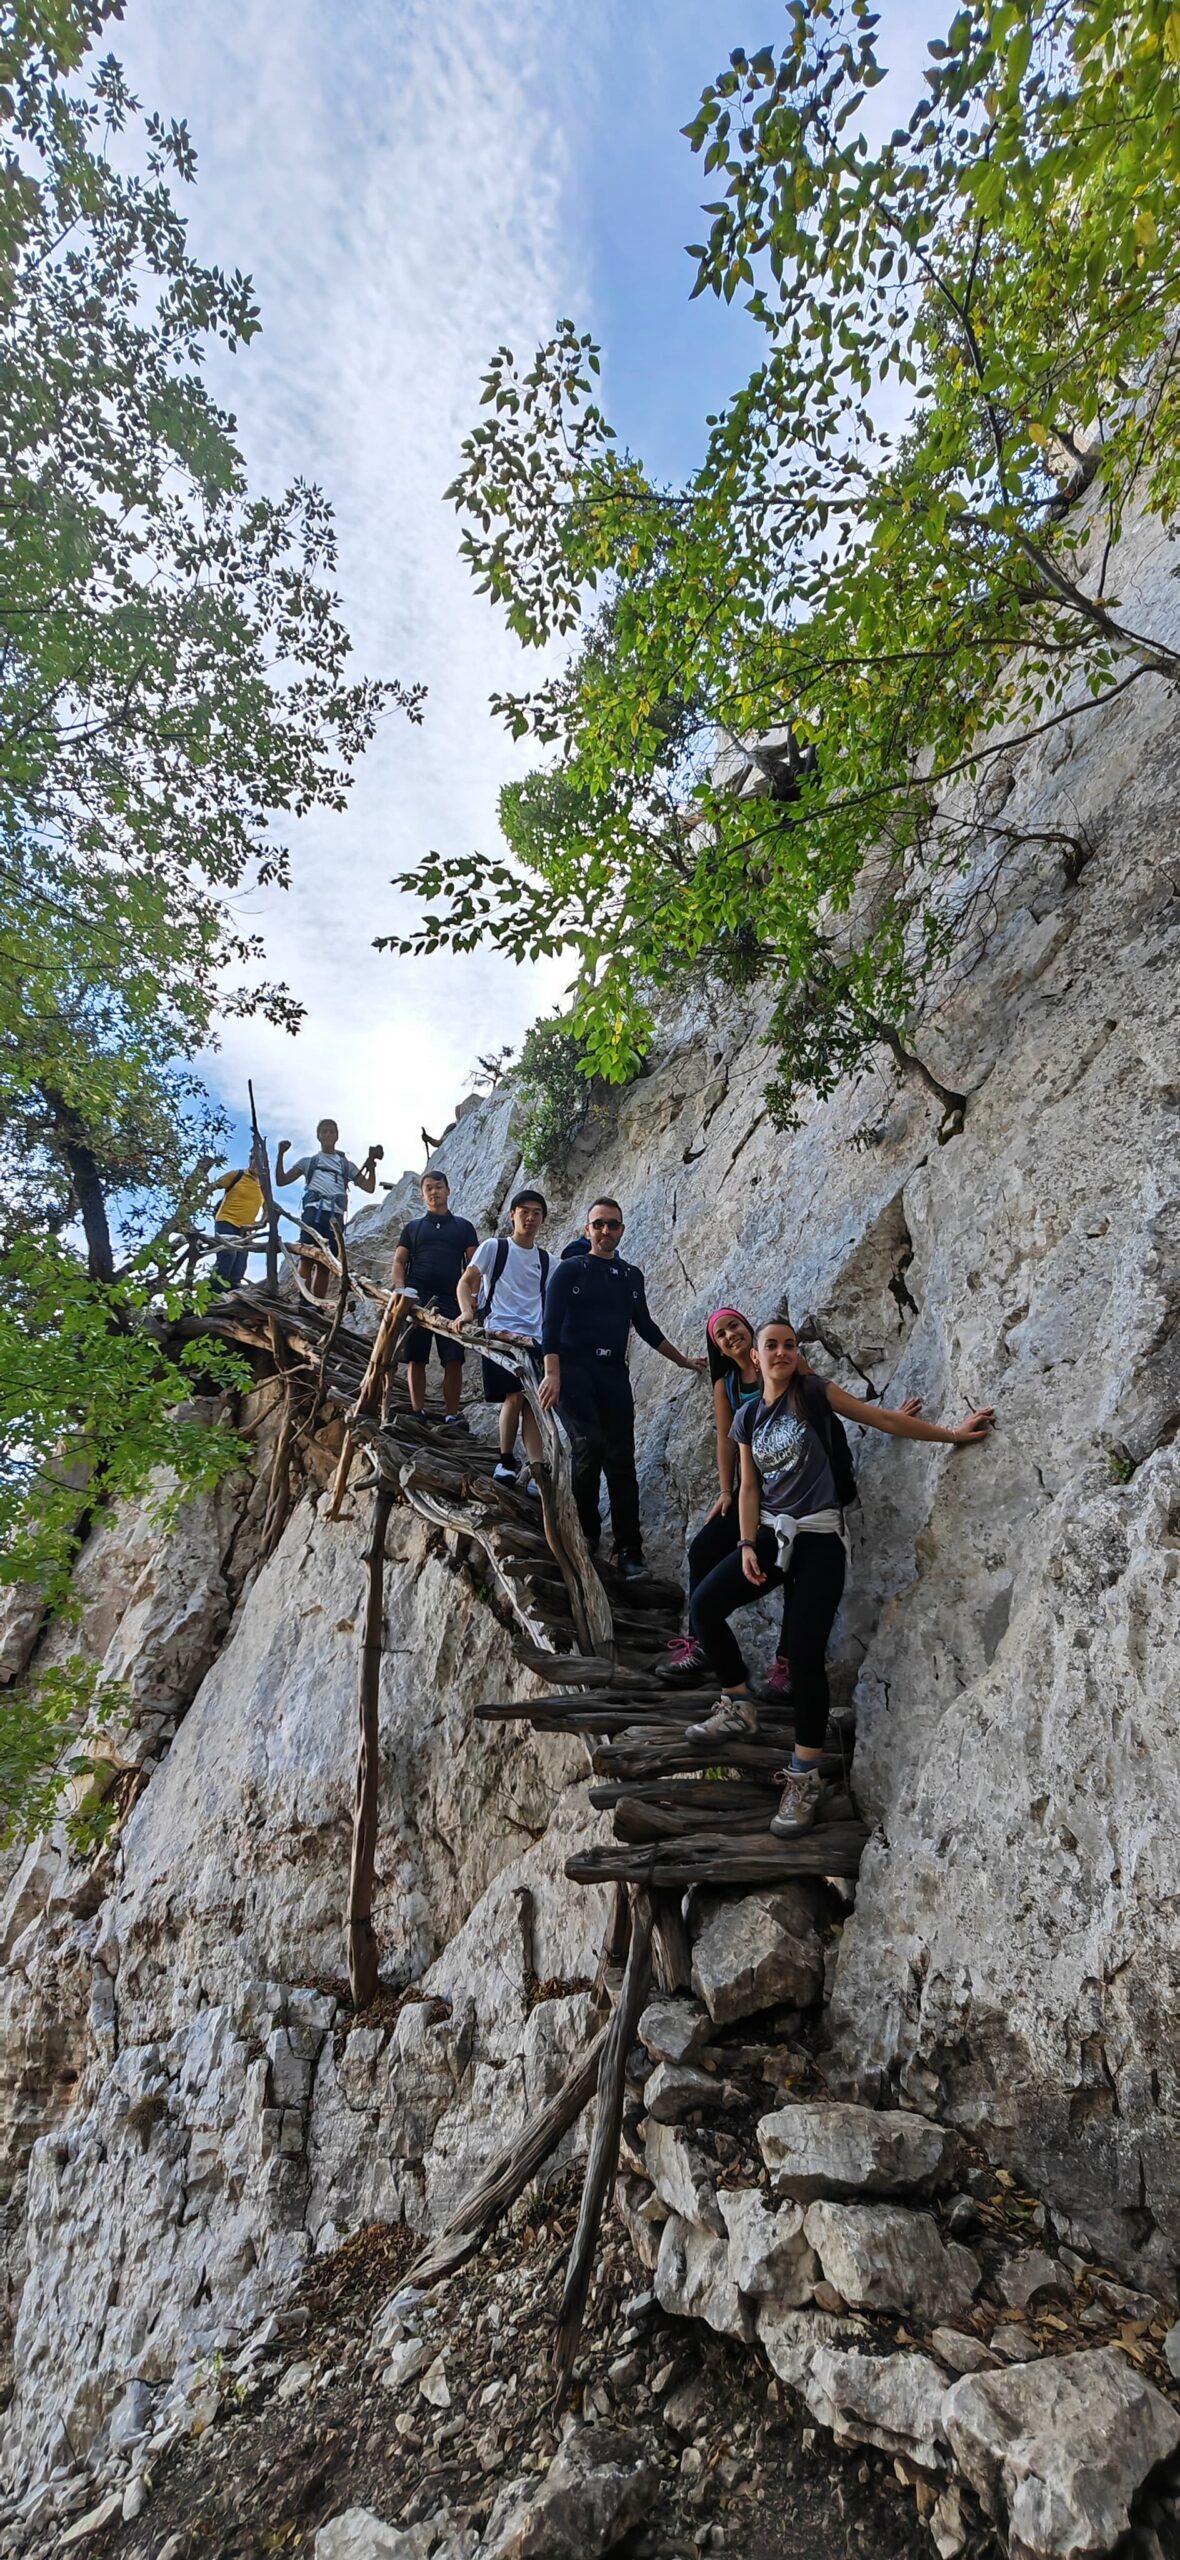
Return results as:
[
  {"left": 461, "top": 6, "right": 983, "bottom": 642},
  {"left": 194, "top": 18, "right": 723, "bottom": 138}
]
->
[
  {"left": 347, "top": 1481, "right": 393, "bottom": 2009},
  {"left": 328, "top": 1290, "right": 409, "bottom": 1521}
]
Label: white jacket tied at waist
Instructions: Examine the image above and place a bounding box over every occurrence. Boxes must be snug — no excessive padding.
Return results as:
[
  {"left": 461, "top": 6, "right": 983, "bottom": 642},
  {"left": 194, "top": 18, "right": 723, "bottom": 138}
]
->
[{"left": 766, "top": 1507, "right": 852, "bottom": 1574}]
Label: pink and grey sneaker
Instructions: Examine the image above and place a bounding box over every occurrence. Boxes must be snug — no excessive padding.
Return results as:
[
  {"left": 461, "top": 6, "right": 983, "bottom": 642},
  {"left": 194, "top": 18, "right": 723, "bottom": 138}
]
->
[
  {"left": 655, "top": 1635, "right": 709, "bottom": 1688},
  {"left": 758, "top": 1653, "right": 792, "bottom": 1704}
]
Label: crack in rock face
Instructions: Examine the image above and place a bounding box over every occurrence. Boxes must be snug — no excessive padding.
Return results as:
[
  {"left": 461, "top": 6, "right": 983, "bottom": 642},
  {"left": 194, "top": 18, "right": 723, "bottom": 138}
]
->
[{"left": 3, "top": 497, "right": 1180, "bottom": 2539}]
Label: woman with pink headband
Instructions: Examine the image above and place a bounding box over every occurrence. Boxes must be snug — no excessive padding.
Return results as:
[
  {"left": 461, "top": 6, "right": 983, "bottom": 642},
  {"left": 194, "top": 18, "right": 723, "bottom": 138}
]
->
[{"left": 657, "top": 1304, "right": 795, "bottom": 1696}]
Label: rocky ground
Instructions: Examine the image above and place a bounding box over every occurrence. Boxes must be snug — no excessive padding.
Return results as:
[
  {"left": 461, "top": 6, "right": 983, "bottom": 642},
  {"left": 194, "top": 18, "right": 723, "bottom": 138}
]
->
[
  {"left": 65, "top": 2187, "right": 935, "bottom": 2560},
  {"left": 32, "top": 1993, "right": 1180, "bottom": 2560}
]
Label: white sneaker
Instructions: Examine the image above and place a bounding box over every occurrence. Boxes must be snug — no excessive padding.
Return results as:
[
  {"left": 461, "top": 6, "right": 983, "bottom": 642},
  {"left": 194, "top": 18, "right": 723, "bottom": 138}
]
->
[
  {"left": 685, "top": 1694, "right": 759, "bottom": 1743},
  {"left": 492, "top": 1461, "right": 518, "bottom": 1487}
]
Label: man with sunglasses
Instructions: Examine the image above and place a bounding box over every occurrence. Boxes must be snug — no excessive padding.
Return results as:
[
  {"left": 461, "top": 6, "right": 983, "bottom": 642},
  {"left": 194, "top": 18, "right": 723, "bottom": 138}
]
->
[{"left": 539, "top": 1198, "right": 706, "bottom": 1580}]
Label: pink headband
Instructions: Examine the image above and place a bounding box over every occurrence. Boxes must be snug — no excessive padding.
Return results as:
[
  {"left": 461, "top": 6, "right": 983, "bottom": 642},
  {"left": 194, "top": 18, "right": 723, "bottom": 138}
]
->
[{"left": 707, "top": 1305, "right": 752, "bottom": 1344}]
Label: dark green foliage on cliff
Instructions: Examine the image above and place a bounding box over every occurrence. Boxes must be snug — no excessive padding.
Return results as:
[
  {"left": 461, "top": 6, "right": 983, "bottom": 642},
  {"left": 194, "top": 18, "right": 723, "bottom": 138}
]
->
[{"left": 389, "top": 0, "right": 1180, "bottom": 1120}]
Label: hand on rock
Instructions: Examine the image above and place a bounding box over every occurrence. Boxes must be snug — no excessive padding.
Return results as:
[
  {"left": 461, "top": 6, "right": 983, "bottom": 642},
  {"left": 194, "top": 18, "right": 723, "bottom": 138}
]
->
[{"left": 953, "top": 1407, "right": 995, "bottom": 1445}]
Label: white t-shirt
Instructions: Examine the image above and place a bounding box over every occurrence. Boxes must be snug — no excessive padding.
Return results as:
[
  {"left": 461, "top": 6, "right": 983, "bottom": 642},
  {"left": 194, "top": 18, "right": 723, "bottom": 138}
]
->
[
  {"left": 469, "top": 1237, "right": 546, "bottom": 1340},
  {"left": 290, "top": 1149, "right": 360, "bottom": 1212}
]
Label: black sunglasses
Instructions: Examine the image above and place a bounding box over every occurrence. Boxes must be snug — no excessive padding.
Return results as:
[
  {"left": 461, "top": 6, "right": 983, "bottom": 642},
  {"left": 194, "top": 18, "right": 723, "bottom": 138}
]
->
[{"left": 589, "top": 1216, "right": 622, "bottom": 1231}]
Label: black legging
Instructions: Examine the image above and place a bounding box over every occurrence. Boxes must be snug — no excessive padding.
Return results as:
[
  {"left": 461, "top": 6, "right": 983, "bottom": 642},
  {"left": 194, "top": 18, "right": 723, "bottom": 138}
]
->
[
  {"left": 558, "top": 1359, "right": 642, "bottom": 1555},
  {"left": 688, "top": 1504, "right": 740, "bottom": 1591},
  {"left": 689, "top": 1524, "right": 846, "bottom": 1750},
  {"left": 687, "top": 1506, "right": 792, "bottom": 1657}
]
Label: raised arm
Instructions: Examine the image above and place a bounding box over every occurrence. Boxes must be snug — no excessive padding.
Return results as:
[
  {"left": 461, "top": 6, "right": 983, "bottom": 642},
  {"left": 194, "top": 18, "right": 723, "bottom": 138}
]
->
[
  {"left": 826, "top": 1381, "right": 994, "bottom": 1446},
  {"left": 354, "top": 1149, "right": 379, "bottom": 1196},
  {"left": 274, "top": 1142, "right": 299, "bottom": 1190},
  {"left": 656, "top": 1335, "right": 709, "bottom": 1374},
  {"left": 709, "top": 1378, "right": 738, "bottom": 1514},
  {"left": 631, "top": 1274, "right": 707, "bottom": 1373}
]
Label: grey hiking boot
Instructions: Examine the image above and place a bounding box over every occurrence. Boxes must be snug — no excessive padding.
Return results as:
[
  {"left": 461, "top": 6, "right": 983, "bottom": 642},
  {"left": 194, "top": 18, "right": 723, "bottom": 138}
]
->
[
  {"left": 685, "top": 1694, "right": 760, "bottom": 1743},
  {"left": 769, "top": 1764, "right": 824, "bottom": 1838}
]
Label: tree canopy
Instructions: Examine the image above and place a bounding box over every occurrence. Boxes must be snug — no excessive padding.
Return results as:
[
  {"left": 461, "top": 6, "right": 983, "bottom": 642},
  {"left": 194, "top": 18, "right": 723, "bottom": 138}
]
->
[
  {"left": 0, "top": 5, "right": 420, "bottom": 1783},
  {"left": 387, "top": 0, "right": 1180, "bottom": 1115}
]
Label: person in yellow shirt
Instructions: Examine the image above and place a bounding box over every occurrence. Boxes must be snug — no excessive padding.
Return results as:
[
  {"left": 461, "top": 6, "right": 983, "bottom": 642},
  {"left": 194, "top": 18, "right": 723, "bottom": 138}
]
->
[{"left": 209, "top": 1164, "right": 264, "bottom": 1291}]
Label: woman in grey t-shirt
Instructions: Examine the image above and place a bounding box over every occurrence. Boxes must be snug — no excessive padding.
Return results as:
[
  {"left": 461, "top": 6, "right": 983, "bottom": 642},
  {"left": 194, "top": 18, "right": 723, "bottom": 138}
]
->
[{"left": 687, "top": 1312, "right": 994, "bottom": 1837}]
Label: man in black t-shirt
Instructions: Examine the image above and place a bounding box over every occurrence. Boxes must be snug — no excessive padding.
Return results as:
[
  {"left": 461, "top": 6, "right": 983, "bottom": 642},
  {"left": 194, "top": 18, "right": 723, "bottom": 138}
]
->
[
  {"left": 540, "top": 1196, "right": 706, "bottom": 1576},
  {"left": 392, "top": 1170, "right": 477, "bottom": 1430}
]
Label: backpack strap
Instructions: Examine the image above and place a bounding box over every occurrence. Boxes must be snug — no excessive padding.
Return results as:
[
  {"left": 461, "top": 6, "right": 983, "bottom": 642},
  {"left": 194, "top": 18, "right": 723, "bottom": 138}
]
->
[
  {"left": 402, "top": 1212, "right": 428, "bottom": 1280},
  {"left": 483, "top": 1236, "right": 510, "bottom": 1317},
  {"left": 538, "top": 1247, "right": 550, "bottom": 1302},
  {"left": 800, "top": 1373, "right": 858, "bottom": 1506}
]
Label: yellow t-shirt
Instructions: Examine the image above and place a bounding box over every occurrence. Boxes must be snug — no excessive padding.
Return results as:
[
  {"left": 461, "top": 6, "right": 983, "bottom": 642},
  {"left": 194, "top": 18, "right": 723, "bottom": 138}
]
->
[{"left": 217, "top": 1172, "right": 264, "bottom": 1229}]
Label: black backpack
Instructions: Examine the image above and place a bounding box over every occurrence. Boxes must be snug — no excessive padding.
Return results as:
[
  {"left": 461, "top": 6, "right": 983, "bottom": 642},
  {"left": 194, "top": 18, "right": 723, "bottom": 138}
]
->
[
  {"left": 484, "top": 1236, "right": 550, "bottom": 1324},
  {"left": 800, "top": 1373, "right": 858, "bottom": 1509}
]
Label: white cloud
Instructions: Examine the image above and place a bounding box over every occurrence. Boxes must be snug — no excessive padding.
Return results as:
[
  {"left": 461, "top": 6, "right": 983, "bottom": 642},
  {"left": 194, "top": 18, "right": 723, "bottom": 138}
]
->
[{"left": 117, "top": 0, "right": 582, "bottom": 1171}]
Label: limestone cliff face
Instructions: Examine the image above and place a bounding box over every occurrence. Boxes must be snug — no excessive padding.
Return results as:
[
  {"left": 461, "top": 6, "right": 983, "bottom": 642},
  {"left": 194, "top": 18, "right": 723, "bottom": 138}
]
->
[{"left": 1, "top": 505, "right": 1177, "bottom": 2492}]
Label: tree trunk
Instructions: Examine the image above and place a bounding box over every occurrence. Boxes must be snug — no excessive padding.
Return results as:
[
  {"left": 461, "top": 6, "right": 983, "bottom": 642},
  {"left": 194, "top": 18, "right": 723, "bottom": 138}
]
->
[
  {"left": 554, "top": 1887, "right": 654, "bottom": 2394},
  {"left": 43, "top": 1090, "right": 115, "bottom": 1284},
  {"left": 346, "top": 1482, "right": 393, "bottom": 2009}
]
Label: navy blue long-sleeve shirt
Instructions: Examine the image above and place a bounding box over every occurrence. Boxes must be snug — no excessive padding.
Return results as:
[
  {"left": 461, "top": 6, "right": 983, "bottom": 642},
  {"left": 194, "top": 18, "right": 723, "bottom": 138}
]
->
[{"left": 541, "top": 1253, "right": 665, "bottom": 1362}]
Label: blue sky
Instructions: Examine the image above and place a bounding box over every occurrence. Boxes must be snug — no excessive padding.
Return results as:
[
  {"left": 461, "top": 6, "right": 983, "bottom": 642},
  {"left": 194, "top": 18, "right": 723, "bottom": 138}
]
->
[{"left": 115, "top": 1, "right": 939, "bottom": 1180}]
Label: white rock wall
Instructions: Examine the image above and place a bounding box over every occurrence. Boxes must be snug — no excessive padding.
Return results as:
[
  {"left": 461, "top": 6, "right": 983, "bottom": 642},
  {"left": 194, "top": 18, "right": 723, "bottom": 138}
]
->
[{"left": 2, "top": 500, "right": 1178, "bottom": 2484}]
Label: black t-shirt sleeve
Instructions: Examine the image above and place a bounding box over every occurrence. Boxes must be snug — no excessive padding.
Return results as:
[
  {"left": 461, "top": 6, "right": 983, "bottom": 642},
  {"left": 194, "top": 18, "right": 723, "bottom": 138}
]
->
[
  {"left": 541, "top": 1260, "right": 573, "bottom": 1353},
  {"left": 730, "top": 1403, "right": 756, "bottom": 1451},
  {"left": 458, "top": 1219, "right": 478, "bottom": 1250},
  {"left": 397, "top": 1222, "right": 416, "bottom": 1252},
  {"left": 629, "top": 1269, "right": 665, "bottom": 1351}
]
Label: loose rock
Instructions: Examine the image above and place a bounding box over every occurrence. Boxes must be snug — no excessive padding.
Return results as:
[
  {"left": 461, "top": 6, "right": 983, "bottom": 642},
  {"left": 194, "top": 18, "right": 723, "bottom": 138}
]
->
[
  {"left": 637, "top": 1998, "right": 713, "bottom": 2064},
  {"left": 944, "top": 2347, "right": 1180, "bottom": 2560},
  {"left": 803, "top": 2347, "right": 952, "bottom": 2473},
  {"left": 480, "top": 2423, "right": 662, "bottom": 2559},
  {"left": 718, "top": 2187, "right": 819, "bottom": 2306},
  {"left": 804, "top": 2202, "right": 981, "bottom": 2320},
  {"left": 689, "top": 1888, "right": 824, "bottom": 2026},
  {"left": 643, "top": 2063, "right": 737, "bottom": 2124},
  {"left": 655, "top": 2214, "right": 754, "bottom": 2343},
  {"left": 930, "top": 2328, "right": 995, "bottom": 2377},
  {"left": 313, "top": 2515, "right": 444, "bottom": 2560},
  {"left": 756, "top": 2305, "right": 868, "bottom": 2390},
  {"left": 58, "top": 2493, "right": 125, "bottom": 2548},
  {"left": 997, "top": 2250, "right": 1069, "bottom": 2311},
  {"left": 645, "top": 2121, "right": 724, "bottom": 2235},
  {"left": 758, "top": 2101, "right": 955, "bottom": 2203}
]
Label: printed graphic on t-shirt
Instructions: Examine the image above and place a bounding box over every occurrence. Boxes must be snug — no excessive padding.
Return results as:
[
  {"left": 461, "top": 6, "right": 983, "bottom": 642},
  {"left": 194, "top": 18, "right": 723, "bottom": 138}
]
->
[
  {"left": 752, "top": 1401, "right": 809, "bottom": 1486},
  {"left": 734, "top": 1393, "right": 838, "bottom": 1521}
]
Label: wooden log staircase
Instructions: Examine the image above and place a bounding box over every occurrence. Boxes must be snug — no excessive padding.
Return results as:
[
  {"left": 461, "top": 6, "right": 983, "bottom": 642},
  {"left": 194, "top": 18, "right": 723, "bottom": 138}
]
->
[{"left": 190, "top": 1249, "right": 870, "bottom": 2380}]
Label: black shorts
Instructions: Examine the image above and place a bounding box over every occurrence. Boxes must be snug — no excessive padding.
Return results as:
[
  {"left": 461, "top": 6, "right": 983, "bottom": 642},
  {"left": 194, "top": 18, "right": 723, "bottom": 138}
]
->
[
  {"left": 300, "top": 1200, "right": 343, "bottom": 1248},
  {"left": 481, "top": 1347, "right": 543, "bottom": 1403},
  {"left": 402, "top": 1324, "right": 465, "bottom": 1369}
]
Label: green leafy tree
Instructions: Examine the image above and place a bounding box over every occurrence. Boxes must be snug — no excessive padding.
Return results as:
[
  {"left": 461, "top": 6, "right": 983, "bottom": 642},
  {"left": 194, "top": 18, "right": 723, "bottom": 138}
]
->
[
  {"left": 0, "top": 6, "right": 421, "bottom": 1832},
  {"left": 510, "top": 1012, "right": 599, "bottom": 1170},
  {"left": 388, "top": 0, "right": 1180, "bottom": 1119}
]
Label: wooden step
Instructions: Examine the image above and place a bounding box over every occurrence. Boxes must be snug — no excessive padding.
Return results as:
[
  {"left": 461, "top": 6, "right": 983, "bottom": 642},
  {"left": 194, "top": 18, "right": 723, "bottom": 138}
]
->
[
  {"left": 565, "top": 1822, "right": 869, "bottom": 1888},
  {"left": 606, "top": 1786, "right": 857, "bottom": 1845},
  {"left": 512, "top": 1648, "right": 615, "bottom": 1684}
]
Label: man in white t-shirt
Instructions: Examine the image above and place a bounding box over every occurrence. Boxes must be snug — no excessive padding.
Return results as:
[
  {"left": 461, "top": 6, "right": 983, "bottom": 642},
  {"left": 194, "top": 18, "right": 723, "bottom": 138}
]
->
[
  {"left": 275, "top": 1117, "right": 380, "bottom": 1300},
  {"left": 455, "top": 1189, "right": 550, "bottom": 1489}
]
